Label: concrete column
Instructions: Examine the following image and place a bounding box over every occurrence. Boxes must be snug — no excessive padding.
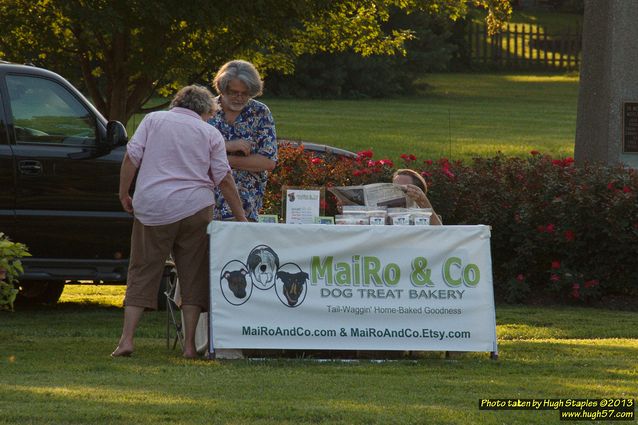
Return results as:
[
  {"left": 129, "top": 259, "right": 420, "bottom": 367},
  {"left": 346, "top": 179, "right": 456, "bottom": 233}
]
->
[{"left": 575, "top": 0, "right": 638, "bottom": 167}]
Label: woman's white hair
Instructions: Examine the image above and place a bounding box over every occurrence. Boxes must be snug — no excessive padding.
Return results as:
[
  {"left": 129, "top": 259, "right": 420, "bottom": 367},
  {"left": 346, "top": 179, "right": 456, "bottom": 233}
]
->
[
  {"left": 213, "top": 60, "right": 263, "bottom": 97},
  {"left": 169, "top": 85, "right": 216, "bottom": 115}
]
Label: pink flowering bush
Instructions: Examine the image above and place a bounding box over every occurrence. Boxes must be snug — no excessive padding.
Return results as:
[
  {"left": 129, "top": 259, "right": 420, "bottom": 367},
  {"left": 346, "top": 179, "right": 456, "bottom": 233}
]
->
[
  {"left": 545, "top": 260, "right": 601, "bottom": 303},
  {"left": 264, "top": 142, "right": 395, "bottom": 218},
  {"left": 264, "top": 146, "right": 638, "bottom": 305},
  {"left": 414, "top": 152, "right": 638, "bottom": 305}
]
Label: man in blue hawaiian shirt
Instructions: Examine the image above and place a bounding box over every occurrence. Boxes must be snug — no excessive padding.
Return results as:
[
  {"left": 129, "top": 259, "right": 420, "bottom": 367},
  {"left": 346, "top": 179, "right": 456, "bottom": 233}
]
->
[{"left": 208, "top": 60, "right": 278, "bottom": 221}]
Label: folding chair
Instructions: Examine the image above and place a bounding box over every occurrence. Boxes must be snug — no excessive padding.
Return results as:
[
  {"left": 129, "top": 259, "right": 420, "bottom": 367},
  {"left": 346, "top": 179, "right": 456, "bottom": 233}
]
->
[
  {"left": 163, "top": 262, "right": 210, "bottom": 356},
  {"left": 163, "top": 265, "right": 184, "bottom": 350}
]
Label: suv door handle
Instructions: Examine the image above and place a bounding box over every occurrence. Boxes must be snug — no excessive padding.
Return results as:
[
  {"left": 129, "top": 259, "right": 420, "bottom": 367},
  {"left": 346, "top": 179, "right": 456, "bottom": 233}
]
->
[{"left": 19, "top": 160, "right": 43, "bottom": 175}]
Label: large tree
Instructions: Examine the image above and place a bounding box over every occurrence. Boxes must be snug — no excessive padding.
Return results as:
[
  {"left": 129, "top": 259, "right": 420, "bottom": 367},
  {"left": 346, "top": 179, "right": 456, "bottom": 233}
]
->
[{"left": 0, "top": 0, "right": 509, "bottom": 124}]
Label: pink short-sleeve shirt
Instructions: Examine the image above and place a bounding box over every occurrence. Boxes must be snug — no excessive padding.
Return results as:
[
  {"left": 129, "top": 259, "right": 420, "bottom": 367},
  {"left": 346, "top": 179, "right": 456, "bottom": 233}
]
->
[{"left": 127, "top": 107, "right": 230, "bottom": 225}]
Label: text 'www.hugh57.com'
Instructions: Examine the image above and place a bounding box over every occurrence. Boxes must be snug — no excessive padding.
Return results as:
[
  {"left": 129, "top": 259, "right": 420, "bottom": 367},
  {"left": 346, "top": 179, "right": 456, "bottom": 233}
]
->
[{"left": 479, "top": 398, "right": 635, "bottom": 421}]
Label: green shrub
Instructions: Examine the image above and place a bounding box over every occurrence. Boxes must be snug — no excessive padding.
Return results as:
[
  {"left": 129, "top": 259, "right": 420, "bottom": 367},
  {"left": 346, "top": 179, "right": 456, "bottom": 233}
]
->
[
  {"left": 0, "top": 232, "right": 30, "bottom": 312},
  {"left": 264, "top": 145, "right": 638, "bottom": 305}
]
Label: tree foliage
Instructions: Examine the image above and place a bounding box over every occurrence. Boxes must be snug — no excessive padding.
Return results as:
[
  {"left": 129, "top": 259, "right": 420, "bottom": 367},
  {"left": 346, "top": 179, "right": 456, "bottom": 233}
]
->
[
  {"left": 0, "top": 0, "right": 510, "bottom": 124},
  {"left": 266, "top": 8, "right": 457, "bottom": 98}
]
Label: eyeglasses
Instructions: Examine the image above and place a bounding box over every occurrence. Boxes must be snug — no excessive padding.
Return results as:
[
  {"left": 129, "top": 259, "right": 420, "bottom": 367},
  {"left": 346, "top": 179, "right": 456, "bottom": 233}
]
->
[{"left": 225, "top": 89, "right": 250, "bottom": 99}]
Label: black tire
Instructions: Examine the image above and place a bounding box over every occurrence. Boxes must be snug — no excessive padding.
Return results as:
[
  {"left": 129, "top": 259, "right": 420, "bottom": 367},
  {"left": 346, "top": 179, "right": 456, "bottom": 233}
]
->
[
  {"left": 15, "top": 280, "right": 65, "bottom": 305},
  {"left": 157, "top": 265, "right": 177, "bottom": 311}
]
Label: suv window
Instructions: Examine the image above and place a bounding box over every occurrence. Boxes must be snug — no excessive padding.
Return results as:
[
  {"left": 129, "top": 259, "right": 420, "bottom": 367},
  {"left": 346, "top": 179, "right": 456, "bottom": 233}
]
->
[{"left": 7, "top": 75, "right": 96, "bottom": 146}]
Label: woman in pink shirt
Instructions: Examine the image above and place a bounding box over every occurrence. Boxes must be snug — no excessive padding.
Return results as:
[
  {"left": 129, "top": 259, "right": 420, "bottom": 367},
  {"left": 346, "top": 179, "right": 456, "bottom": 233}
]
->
[{"left": 112, "top": 85, "right": 247, "bottom": 359}]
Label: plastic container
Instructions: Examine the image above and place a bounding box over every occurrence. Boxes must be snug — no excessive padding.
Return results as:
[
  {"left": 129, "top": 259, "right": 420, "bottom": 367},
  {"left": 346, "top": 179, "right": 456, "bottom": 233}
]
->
[{"left": 387, "top": 208, "right": 411, "bottom": 225}]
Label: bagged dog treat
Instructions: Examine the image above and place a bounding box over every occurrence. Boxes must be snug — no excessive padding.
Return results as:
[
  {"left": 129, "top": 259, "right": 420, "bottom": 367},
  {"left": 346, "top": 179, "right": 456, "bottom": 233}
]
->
[
  {"left": 366, "top": 208, "right": 387, "bottom": 225},
  {"left": 368, "top": 215, "right": 386, "bottom": 225},
  {"left": 387, "top": 208, "right": 410, "bottom": 225},
  {"left": 411, "top": 212, "right": 432, "bottom": 225},
  {"left": 335, "top": 214, "right": 368, "bottom": 225},
  {"left": 342, "top": 205, "right": 368, "bottom": 214},
  {"left": 409, "top": 208, "right": 433, "bottom": 225}
]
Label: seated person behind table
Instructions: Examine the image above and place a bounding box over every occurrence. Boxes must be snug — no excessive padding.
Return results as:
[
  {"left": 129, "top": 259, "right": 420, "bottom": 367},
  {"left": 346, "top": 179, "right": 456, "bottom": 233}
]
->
[{"left": 392, "top": 169, "right": 443, "bottom": 225}]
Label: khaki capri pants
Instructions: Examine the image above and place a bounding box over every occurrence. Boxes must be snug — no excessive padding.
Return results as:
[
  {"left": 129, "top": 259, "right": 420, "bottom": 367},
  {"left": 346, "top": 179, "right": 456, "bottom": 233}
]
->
[{"left": 124, "top": 206, "right": 213, "bottom": 310}]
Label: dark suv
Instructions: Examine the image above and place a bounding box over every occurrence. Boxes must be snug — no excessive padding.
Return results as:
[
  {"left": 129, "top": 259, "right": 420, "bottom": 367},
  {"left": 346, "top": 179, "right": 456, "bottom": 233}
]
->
[
  {"left": 0, "top": 61, "right": 132, "bottom": 304},
  {"left": 0, "top": 62, "right": 355, "bottom": 306}
]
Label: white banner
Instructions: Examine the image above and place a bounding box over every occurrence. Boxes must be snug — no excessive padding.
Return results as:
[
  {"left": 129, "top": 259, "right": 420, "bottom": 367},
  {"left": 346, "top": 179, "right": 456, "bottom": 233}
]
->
[{"left": 209, "top": 222, "right": 497, "bottom": 353}]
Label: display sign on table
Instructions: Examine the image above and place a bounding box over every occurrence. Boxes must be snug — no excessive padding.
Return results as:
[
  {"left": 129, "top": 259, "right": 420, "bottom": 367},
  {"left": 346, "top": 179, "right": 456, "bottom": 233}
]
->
[
  {"left": 208, "top": 222, "right": 498, "bottom": 355},
  {"left": 283, "top": 187, "right": 322, "bottom": 224}
]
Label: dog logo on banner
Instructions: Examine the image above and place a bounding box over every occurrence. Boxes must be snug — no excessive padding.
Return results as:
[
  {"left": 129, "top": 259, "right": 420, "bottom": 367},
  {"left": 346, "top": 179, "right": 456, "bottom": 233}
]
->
[{"left": 219, "top": 245, "right": 308, "bottom": 308}]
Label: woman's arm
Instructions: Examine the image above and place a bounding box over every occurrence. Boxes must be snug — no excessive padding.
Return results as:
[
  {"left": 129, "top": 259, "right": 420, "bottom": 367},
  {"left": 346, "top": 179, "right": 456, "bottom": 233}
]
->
[
  {"left": 404, "top": 184, "right": 443, "bottom": 225},
  {"left": 118, "top": 153, "right": 137, "bottom": 213}
]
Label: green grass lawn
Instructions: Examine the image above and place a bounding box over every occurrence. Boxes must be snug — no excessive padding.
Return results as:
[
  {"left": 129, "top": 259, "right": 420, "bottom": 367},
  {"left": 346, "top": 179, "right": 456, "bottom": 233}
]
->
[
  {"left": 1, "top": 286, "right": 636, "bottom": 425},
  {"left": 127, "top": 73, "right": 579, "bottom": 163},
  {"left": 265, "top": 73, "right": 579, "bottom": 162}
]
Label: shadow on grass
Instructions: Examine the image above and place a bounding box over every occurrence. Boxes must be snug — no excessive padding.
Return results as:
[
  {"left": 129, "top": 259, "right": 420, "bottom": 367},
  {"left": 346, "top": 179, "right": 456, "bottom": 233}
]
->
[
  {"left": 15, "top": 300, "right": 123, "bottom": 312},
  {"left": 2, "top": 336, "right": 635, "bottom": 425},
  {"left": 3, "top": 302, "right": 164, "bottom": 339}
]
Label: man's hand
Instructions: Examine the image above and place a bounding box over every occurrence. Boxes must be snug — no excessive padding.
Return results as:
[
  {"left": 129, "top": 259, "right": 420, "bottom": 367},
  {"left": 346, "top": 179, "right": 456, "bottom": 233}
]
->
[
  {"left": 226, "top": 139, "right": 252, "bottom": 156},
  {"left": 403, "top": 184, "right": 427, "bottom": 205}
]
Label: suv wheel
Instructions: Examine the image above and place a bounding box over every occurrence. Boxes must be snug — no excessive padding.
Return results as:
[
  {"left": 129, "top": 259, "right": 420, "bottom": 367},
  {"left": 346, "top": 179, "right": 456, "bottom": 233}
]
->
[{"left": 16, "top": 281, "right": 65, "bottom": 305}]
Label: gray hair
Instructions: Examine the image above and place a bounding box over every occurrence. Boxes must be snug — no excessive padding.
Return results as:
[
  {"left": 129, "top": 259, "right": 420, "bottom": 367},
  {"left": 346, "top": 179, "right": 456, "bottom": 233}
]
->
[
  {"left": 169, "top": 85, "right": 216, "bottom": 115},
  {"left": 213, "top": 60, "right": 263, "bottom": 97}
]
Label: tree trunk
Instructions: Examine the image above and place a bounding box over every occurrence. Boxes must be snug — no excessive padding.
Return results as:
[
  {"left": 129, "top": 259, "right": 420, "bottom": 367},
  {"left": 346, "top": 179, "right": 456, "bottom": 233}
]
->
[{"left": 574, "top": 0, "right": 638, "bottom": 167}]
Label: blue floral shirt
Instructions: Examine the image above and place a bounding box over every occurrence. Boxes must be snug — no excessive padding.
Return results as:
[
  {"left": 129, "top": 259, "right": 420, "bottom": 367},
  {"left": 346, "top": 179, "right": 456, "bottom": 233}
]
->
[{"left": 208, "top": 97, "right": 277, "bottom": 220}]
